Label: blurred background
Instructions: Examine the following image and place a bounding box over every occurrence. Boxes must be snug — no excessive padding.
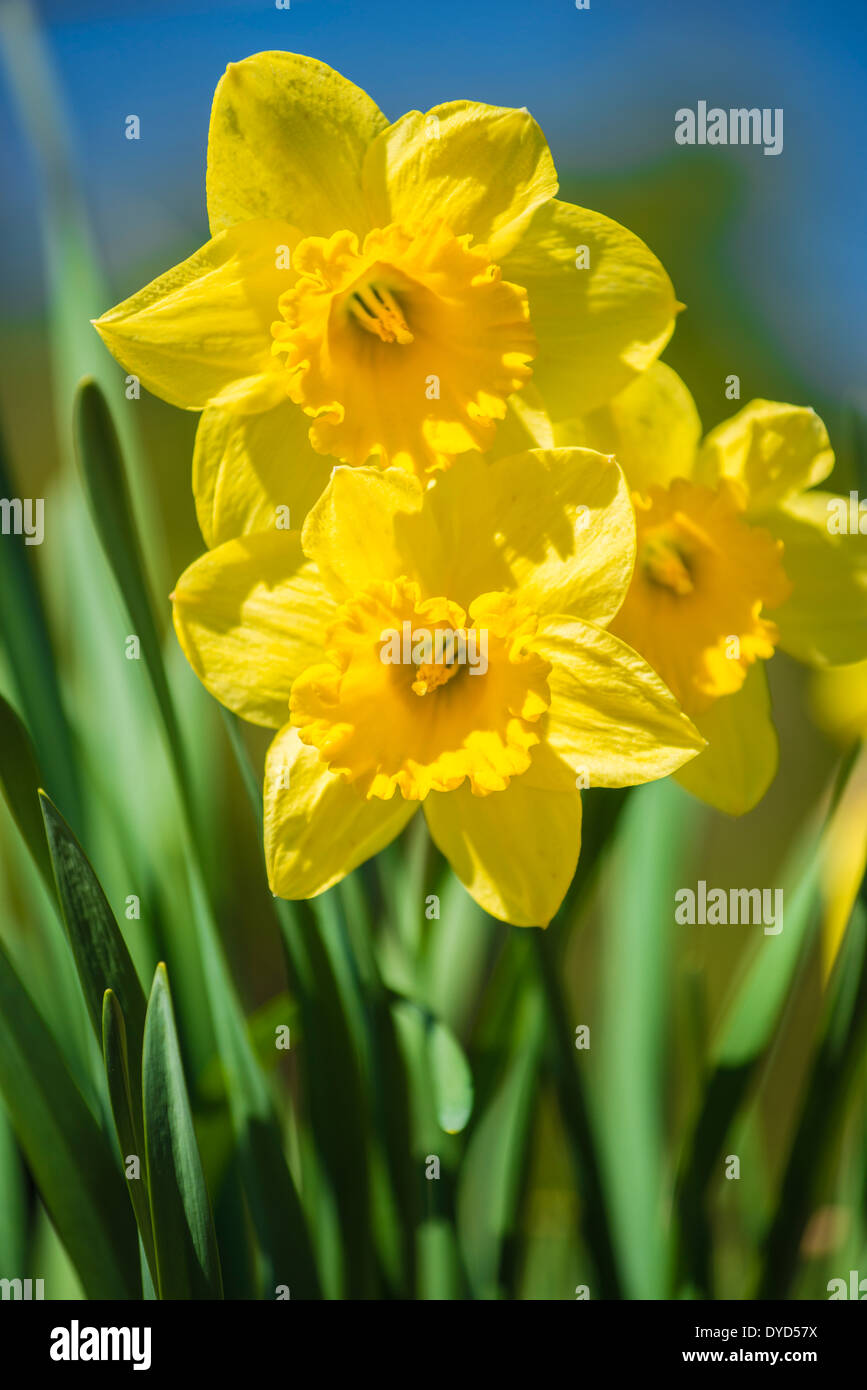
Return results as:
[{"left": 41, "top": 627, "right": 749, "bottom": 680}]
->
[{"left": 0, "top": 0, "right": 864, "bottom": 1301}]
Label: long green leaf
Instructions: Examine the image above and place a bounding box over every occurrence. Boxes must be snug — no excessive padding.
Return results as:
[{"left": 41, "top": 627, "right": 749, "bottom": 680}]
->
[
  {"left": 40, "top": 791, "right": 147, "bottom": 1064},
  {"left": 0, "top": 421, "right": 84, "bottom": 830},
  {"left": 102, "top": 990, "right": 157, "bottom": 1284},
  {"left": 142, "top": 964, "right": 223, "bottom": 1299},
  {"left": 593, "top": 779, "right": 694, "bottom": 1298},
  {"left": 675, "top": 833, "right": 823, "bottom": 1295},
  {"left": 0, "top": 937, "right": 139, "bottom": 1297},
  {"left": 75, "top": 386, "right": 319, "bottom": 1299},
  {"left": 73, "top": 379, "right": 192, "bottom": 824},
  {"left": 456, "top": 981, "right": 544, "bottom": 1299},
  {"left": 0, "top": 693, "right": 53, "bottom": 890},
  {"left": 757, "top": 893, "right": 867, "bottom": 1297}
]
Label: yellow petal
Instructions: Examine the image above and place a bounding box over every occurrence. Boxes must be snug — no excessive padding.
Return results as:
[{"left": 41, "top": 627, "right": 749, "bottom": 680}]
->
[
  {"left": 207, "top": 52, "right": 388, "bottom": 236},
  {"left": 554, "top": 362, "right": 702, "bottom": 494},
  {"left": 363, "top": 101, "right": 558, "bottom": 260},
  {"left": 424, "top": 447, "right": 636, "bottom": 623},
  {"left": 265, "top": 725, "right": 417, "bottom": 898},
  {"left": 530, "top": 616, "right": 704, "bottom": 785},
  {"left": 768, "top": 492, "right": 867, "bottom": 667},
  {"left": 423, "top": 744, "right": 581, "bottom": 927},
  {"left": 93, "top": 220, "right": 298, "bottom": 411},
  {"left": 695, "top": 400, "right": 834, "bottom": 515},
  {"left": 300, "top": 466, "right": 441, "bottom": 600},
  {"left": 501, "top": 382, "right": 556, "bottom": 452},
  {"left": 193, "top": 402, "right": 334, "bottom": 548},
  {"left": 499, "top": 198, "right": 679, "bottom": 417},
  {"left": 172, "top": 531, "right": 336, "bottom": 728},
  {"left": 674, "top": 663, "right": 778, "bottom": 815}
]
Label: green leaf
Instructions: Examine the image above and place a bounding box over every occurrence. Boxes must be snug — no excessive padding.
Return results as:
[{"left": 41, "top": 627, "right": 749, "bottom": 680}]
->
[
  {"left": 0, "top": 1102, "right": 27, "bottom": 1275},
  {"left": 0, "top": 937, "right": 139, "bottom": 1298},
  {"left": 0, "top": 693, "right": 53, "bottom": 891},
  {"left": 757, "top": 898, "right": 867, "bottom": 1297},
  {"left": 0, "top": 423, "right": 84, "bottom": 829},
  {"left": 40, "top": 791, "right": 147, "bottom": 1064},
  {"left": 456, "top": 982, "right": 544, "bottom": 1300},
  {"left": 675, "top": 828, "right": 823, "bottom": 1296},
  {"left": 74, "top": 399, "right": 320, "bottom": 1298},
  {"left": 143, "top": 964, "right": 223, "bottom": 1300},
  {"left": 102, "top": 990, "right": 157, "bottom": 1284},
  {"left": 220, "top": 711, "right": 352, "bottom": 1298},
  {"left": 426, "top": 1015, "right": 474, "bottom": 1136},
  {"left": 593, "top": 778, "right": 694, "bottom": 1298},
  {"left": 389, "top": 994, "right": 474, "bottom": 1137},
  {"left": 188, "top": 866, "right": 322, "bottom": 1299},
  {"left": 73, "top": 379, "right": 193, "bottom": 823},
  {"left": 713, "top": 855, "right": 821, "bottom": 1068}
]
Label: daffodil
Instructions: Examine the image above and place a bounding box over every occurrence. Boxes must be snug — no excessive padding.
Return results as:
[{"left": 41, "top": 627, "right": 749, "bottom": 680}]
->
[
  {"left": 557, "top": 367, "right": 867, "bottom": 813},
  {"left": 171, "top": 449, "right": 702, "bottom": 926},
  {"left": 94, "top": 51, "right": 679, "bottom": 548}
]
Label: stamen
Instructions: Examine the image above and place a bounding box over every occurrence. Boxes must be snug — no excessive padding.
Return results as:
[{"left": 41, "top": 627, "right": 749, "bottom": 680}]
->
[
  {"left": 642, "top": 534, "right": 694, "bottom": 595},
  {"left": 412, "top": 656, "right": 462, "bottom": 696},
  {"left": 347, "top": 283, "right": 414, "bottom": 345}
]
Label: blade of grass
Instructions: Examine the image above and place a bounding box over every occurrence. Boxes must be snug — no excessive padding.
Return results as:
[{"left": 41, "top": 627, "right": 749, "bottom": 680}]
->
[
  {"left": 0, "top": 693, "right": 53, "bottom": 891},
  {"left": 102, "top": 989, "right": 157, "bottom": 1284},
  {"left": 73, "top": 381, "right": 193, "bottom": 827},
  {"left": 75, "top": 381, "right": 320, "bottom": 1297},
  {"left": 325, "top": 881, "right": 420, "bottom": 1296},
  {"left": 142, "top": 964, "right": 223, "bottom": 1299},
  {"left": 39, "top": 791, "right": 147, "bottom": 1059},
  {"left": 456, "top": 975, "right": 545, "bottom": 1299},
  {"left": 0, "top": 937, "right": 139, "bottom": 1297},
  {"left": 592, "top": 778, "right": 696, "bottom": 1298},
  {"left": 757, "top": 889, "right": 867, "bottom": 1298},
  {"left": 527, "top": 785, "right": 638, "bottom": 1301},
  {"left": 0, "top": 1102, "right": 27, "bottom": 1276},
  {"left": 187, "top": 867, "right": 322, "bottom": 1298},
  {"left": 0, "top": 422, "right": 84, "bottom": 830},
  {"left": 675, "top": 831, "right": 824, "bottom": 1295},
  {"left": 220, "top": 709, "right": 373, "bottom": 1298}
]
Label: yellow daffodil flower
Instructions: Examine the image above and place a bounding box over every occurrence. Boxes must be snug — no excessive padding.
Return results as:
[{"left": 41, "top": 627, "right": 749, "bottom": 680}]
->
[
  {"left": 171, "top": 449, "right": 703, "bottom": 926},
  {"left": 557, "top": 366, "right": 867, "bottom": 814},
  {"left": 94, "top": 51, "right": 679, "bottom": 547}
]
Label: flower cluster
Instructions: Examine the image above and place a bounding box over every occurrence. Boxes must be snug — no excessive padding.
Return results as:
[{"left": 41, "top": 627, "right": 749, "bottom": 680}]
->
[{"left": 94, "top": 52, "right": 867, "bottom": 925}]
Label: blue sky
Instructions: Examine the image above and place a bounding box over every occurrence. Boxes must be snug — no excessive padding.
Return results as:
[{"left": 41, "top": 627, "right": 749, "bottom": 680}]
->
[{"left": 1, "top": 0, "right": 864, "bottom": 400}]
